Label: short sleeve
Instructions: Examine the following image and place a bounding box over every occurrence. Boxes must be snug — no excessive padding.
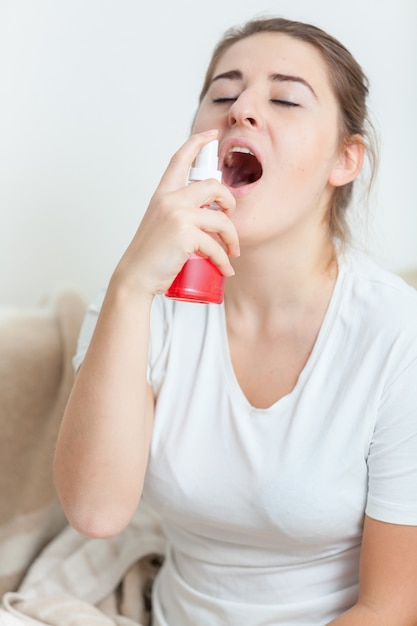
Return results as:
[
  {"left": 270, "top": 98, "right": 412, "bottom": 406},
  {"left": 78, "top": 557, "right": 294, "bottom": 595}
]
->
[
  {"left": 72, "top": 289, "right": 106, "bottom": 372},
  {"left": 366, "top": 344, "right": 417, "bottom": 525},
  {"left": 72, "top": 291, "right": 173, "bottom": 391},
  {"left": 147, "top": 295, "right": 173, "bottom": 393}
]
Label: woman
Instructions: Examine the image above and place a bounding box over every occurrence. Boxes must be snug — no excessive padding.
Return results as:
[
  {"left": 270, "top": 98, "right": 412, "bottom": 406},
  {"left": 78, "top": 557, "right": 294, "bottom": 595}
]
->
[{"left": 54, "top": 17, "right": 417, "bottom": 625}]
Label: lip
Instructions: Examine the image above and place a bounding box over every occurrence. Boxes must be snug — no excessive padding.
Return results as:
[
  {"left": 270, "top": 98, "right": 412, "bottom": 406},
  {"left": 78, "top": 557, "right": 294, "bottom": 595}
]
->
[{"left": 219, "top": 136, "right": 263, "bottom": 198}]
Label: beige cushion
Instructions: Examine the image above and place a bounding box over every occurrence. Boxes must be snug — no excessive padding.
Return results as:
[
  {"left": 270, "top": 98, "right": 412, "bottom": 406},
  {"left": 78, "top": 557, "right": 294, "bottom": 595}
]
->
[
  {"left": 400, "top": 270, "right": 417, "bottom": 290},
  {"left": 0, "top": 289, "right": 86, "bottom": 594}
]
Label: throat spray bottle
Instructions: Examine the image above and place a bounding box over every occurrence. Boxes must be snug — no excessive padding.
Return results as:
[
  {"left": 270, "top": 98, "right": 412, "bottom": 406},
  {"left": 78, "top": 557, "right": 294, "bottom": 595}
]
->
[{"left": 165, "top": 140, "right": 225, "bottom": 304}]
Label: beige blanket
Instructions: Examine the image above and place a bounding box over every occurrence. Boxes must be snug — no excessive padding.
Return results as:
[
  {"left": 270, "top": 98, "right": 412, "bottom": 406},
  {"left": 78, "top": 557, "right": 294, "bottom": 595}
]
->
[
  {"left": 1, "top": 500, "right": 165, "bottom": 626},
  {"left": 0, "top": 289, "right": 165, "bottom": 625}
]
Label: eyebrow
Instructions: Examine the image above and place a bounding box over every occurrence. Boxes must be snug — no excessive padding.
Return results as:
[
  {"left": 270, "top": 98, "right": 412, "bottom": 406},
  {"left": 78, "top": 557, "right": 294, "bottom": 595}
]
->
[{"left": 211, "top": 70, "right": 318, "bottom": 99}]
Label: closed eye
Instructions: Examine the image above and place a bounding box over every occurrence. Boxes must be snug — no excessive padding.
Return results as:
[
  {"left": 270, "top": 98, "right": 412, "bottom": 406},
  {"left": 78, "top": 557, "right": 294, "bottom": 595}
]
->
[
  {"left": 213, "top": 97, "right": 299, "bottom": 107},
  {"left": 212, "top": 97, "right": 238, "bottom": 104},
  {"left": 271, "top": 99, "right": 300, "bottom": 108}
]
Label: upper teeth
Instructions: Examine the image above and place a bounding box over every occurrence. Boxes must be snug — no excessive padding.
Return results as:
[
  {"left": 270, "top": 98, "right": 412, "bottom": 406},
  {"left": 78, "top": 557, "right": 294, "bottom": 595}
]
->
[
  {"left": 230, "top": 146, "right": 253, "bottom": 155},
  {"left": 224, "top": 146, "right": 254, "bottom": 167}
]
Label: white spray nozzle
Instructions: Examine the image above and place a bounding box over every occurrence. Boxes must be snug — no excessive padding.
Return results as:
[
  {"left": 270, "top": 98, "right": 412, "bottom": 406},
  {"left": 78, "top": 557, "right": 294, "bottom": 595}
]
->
[{"left": 189, "top": 140, "right": 222, "bottom": 182}]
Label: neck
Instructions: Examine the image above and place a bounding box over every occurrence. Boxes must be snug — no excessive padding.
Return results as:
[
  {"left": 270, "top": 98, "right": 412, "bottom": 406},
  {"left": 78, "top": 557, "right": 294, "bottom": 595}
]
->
[{"left": 224, "top": 234, "right": 338, "bottom": 321}]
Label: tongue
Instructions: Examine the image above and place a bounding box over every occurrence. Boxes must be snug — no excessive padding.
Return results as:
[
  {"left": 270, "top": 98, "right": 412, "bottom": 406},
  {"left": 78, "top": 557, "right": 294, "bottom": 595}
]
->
[
  {"left": 233, "top": 163, "right": 256, "bottom": 187},
  {"left": 224, "top": 152, "right": 262, "bottom": 188}
]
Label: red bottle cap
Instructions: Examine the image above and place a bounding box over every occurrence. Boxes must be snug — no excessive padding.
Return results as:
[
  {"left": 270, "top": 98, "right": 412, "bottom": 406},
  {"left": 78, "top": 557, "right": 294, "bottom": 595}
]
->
[{"left": 165, "top": 254, "right": 224, "bottom": 304}]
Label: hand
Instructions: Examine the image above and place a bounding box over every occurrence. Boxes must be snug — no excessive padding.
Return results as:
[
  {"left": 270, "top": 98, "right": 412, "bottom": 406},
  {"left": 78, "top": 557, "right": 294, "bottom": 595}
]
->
[{"left": 113, "top": 130, "right": 239, "bottom": 297}]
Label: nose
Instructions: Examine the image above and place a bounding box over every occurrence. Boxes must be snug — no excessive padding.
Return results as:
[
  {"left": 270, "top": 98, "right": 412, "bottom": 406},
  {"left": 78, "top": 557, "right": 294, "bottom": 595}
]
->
[{"left": 227, "top": 91, "right": 263, "bottom": 129}]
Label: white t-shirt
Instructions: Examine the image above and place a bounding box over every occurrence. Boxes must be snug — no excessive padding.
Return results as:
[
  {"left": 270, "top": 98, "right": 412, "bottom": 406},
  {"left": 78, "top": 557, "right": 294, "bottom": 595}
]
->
[{"left": 74, "top": 250, "right": 417, "bottom": 625}]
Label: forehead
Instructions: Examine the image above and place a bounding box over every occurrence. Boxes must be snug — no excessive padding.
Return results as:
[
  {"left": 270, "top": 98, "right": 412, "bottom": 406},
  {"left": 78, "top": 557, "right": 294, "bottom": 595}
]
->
[{"left": 212, "top": 32, "right": 333, "bottom": 94}]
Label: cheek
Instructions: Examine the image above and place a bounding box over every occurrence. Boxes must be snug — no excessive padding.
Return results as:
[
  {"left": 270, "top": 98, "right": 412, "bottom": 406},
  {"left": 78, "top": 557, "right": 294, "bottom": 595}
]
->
[
  {"left": 192, "top": 101, "right": 228, "bottom": 134},
  {"left": 284, "top": 108, "right": 339, "bottom": 157},
  {"left": 192, "top": 104, "right": 213, "bottom": 133},
  {"left": 288, "top": 126, "right": 339, "bottom": 179},
  {"left": 191, "top": 109, "right": 203, "bottom": 133}
]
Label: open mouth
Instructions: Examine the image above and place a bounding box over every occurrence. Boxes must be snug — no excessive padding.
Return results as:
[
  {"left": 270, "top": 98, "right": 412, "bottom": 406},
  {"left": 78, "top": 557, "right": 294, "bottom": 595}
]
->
[{"left": 222, "top": 147, "right": 263, "bottom": 188}]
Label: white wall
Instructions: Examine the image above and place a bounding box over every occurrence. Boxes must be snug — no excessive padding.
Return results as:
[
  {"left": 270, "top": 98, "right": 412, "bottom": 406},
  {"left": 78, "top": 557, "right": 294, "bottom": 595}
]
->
[{"left": 1, "top": 0, "right": 416, "bottom": 306}]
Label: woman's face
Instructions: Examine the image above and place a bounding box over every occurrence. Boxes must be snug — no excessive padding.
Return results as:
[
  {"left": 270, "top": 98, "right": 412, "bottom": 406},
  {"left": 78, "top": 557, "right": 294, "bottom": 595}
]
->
[{"left": 193, "top": 32, "right": 346, "bottom": 246}]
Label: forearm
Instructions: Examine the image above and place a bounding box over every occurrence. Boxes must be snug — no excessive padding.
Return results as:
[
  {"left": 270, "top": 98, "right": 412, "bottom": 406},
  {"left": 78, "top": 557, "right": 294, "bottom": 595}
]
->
[
  {"left": 327, "top": 604, "right": 382, "bottom": 625},
  {"left": 328, "top": 602, "right": 415, "bottom": 626},
  {"left": 53, "top": 279, "right": 154, "bottom": 538}
]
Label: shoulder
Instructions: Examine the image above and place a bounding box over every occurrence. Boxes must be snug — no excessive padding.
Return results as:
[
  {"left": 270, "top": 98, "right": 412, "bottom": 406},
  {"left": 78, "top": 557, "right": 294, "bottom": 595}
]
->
[
  {"left": 334, "top": 249, "right": 417, "bottom": 380},
  {"left": 341, "top": 248, "right": 417, "bottom": 330}
]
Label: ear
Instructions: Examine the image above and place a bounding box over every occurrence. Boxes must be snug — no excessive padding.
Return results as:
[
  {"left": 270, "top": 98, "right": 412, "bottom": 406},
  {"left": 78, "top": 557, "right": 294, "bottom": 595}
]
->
[{"left": 329, "top": 135, "right": 364, "bottom": 187}]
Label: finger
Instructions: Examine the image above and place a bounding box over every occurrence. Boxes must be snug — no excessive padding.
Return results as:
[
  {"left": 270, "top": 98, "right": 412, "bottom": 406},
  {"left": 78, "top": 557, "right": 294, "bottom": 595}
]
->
[
  {"left": 194, "top": 232, "right": 236, "bottom": 277},
  {"left": 165, "top": 183, "right": 239, "bottom": 257},
  {"left": 158, "top": 130, "right": 219, "bottom": 191},
  {"left": 194, "top": 204, "right": 240, "bottom": 258},
  {"left": 168, "top": 181, "right": 239, "bottom": 257},
  {"left": 182, "top": 177, "right": 236, "bottom": 216}
]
